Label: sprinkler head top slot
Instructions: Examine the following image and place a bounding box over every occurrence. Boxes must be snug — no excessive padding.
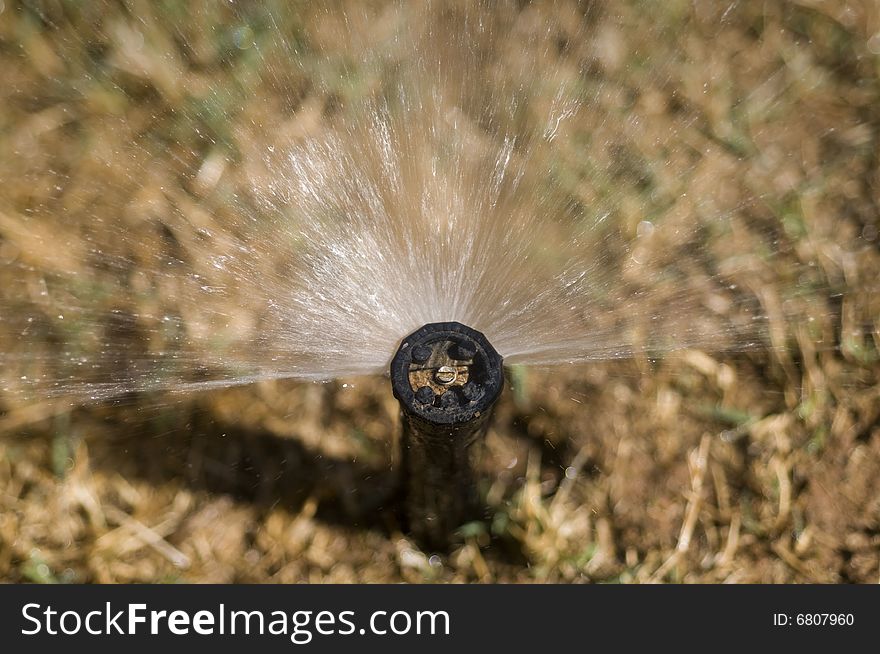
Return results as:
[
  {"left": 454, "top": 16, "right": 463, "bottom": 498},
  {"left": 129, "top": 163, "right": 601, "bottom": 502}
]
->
[{"left": 391, "top": 322, "right": 503, "bottom": 425}]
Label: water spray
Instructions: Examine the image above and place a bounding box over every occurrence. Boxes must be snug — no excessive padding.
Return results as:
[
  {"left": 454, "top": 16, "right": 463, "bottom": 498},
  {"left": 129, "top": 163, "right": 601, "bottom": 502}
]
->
[{"left": 390, "top": 322, "right": 504, "bottom": 549}]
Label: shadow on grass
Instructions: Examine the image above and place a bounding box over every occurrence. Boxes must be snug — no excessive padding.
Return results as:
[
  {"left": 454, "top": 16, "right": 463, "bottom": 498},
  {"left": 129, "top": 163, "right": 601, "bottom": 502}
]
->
[
  {"left": 84, "top": 401, "right": 400, "bottom": 534},
  {"left": 69, "top": 397, "right": 553, "bottom": 566}
]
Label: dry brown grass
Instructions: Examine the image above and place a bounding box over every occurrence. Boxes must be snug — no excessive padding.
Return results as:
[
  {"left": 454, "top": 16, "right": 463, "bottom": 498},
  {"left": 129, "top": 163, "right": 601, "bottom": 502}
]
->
[{"left": 1, "top": 0, "right": 879, "bottom": 583}]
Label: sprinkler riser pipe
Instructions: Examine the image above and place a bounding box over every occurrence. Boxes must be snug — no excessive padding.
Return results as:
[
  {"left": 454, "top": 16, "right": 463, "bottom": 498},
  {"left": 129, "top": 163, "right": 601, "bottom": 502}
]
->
[
  {"left": 390, "top": 322, "right": 503, "bottom": 549},
  {"left": 398, "top": 407, "right": 491, "bottom": 548}
]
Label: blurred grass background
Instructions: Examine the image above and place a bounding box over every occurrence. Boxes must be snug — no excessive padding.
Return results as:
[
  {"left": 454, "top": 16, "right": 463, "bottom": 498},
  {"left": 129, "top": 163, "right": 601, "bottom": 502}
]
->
[{"left": 1, "top": 0, "right": 879, "bottom": 582}]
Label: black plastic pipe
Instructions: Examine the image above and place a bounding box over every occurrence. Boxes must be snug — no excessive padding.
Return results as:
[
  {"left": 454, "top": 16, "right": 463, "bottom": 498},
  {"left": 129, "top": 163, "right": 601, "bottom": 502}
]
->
[{"left": 390, "top": 322, "right": 504, "bottom": 549}]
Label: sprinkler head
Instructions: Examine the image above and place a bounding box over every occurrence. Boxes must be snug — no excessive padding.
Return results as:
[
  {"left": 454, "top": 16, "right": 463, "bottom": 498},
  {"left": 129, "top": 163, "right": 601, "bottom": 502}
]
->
[
  {"left": 390, "top": 322, "right": 503, "bottom": 426},
  {"left": 391, "top": 322, "right": 504, "bottom": 547}
]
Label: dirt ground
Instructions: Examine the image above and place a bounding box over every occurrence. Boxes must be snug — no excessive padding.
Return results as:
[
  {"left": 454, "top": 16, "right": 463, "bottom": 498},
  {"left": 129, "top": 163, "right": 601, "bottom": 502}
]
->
[{"left": 1, "top": 1, "right": 879, "bottom": 583}]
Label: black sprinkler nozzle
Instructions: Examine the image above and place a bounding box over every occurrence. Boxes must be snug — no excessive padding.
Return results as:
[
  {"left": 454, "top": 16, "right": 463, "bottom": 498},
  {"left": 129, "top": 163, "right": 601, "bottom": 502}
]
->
[{"left": 390, "top": 321, "right": 503, "bottom": 549}]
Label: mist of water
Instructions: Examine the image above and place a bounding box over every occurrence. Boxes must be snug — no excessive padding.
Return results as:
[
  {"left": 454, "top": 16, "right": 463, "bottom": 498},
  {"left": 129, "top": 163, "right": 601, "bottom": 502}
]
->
[{"left": 0, "top": 1, "right": 847, "bottom": 403}]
